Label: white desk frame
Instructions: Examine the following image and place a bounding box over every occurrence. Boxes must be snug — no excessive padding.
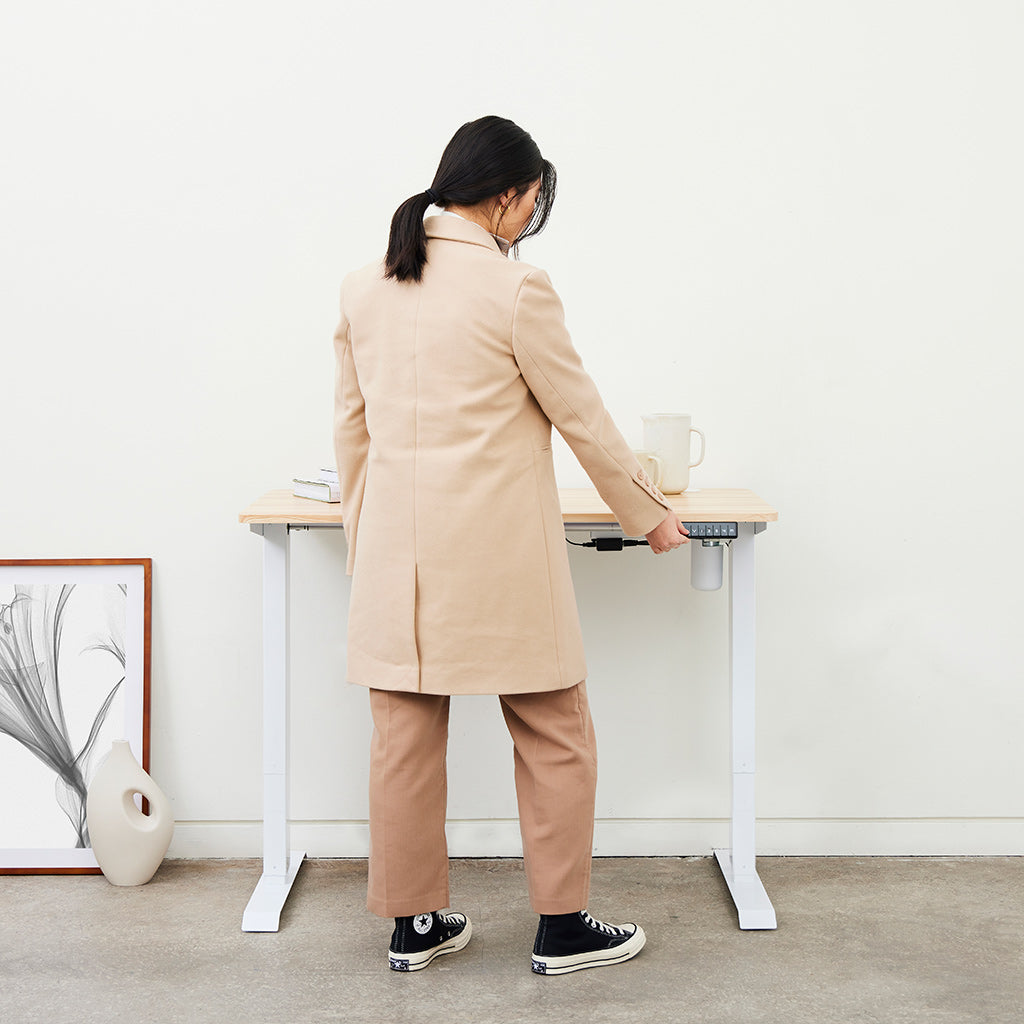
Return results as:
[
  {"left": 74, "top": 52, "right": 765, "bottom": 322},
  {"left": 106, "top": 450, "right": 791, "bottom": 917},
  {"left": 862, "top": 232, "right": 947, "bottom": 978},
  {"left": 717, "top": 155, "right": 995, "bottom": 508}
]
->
[
  {"left": 565, "top": 517, "right": 777, "bottom": 931},
  {"left": 242, "top": 522, "right": 304, "bottom": 931},
  {"left": 720, "top": 520, "right": 777, "bottom": 928},
  {"left": 241, "top": 499, "right": 776, "bottom": 932}
]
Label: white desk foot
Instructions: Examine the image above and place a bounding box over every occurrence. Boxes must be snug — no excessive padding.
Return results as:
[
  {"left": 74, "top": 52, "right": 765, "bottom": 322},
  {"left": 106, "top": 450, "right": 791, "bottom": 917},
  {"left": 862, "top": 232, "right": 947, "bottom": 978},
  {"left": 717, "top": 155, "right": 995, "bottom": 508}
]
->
[
  {"left": 241, "top": 851, "right": 306, "bottom": 932},
  {"left": 714, "top": 849, "right": 777, "bottom": 930}
]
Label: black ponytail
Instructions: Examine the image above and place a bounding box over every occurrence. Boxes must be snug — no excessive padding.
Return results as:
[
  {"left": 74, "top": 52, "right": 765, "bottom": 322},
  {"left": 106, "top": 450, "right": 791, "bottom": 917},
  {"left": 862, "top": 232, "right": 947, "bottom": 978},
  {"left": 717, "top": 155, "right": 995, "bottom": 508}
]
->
[
  {"left": 384, "top": 191, "right": 436, "bottom": 284},
  {"left": 384, "top": 116, "right": 557, "bottom": 283}
]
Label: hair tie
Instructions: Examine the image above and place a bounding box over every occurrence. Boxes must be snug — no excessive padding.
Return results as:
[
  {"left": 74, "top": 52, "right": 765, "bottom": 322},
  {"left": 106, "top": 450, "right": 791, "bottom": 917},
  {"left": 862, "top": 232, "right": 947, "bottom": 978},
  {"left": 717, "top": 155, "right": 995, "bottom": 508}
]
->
[{"left": 424, "top": 188, "right": 440, "bottom": 204}]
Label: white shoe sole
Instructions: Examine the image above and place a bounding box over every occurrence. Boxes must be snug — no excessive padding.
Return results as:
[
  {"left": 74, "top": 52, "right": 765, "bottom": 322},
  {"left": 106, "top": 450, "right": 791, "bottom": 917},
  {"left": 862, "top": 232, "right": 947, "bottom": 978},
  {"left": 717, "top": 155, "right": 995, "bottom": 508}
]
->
[
  {"left": 531, "top": 925, "right": 646, "bottom": 975},
  {"left": 389, "top": 919, "right": 473, "bottom": 972}
]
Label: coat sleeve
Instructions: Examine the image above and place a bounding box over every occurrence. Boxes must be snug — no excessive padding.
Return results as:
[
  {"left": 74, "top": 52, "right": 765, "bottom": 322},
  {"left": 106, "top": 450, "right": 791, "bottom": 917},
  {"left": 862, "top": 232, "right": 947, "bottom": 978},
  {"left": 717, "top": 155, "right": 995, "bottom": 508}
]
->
[
  {"left": 332, "top": 290, "right": 370, "bottom": 575},
  {"left": 511, "top": 269, "right": 672, "bottom": 537}
]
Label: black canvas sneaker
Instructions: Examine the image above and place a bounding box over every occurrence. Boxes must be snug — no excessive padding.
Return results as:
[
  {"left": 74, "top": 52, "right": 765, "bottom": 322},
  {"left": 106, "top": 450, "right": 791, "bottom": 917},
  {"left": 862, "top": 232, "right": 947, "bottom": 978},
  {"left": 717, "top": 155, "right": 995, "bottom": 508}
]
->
[
  {"left": 531, "top": 910, "right": 646, "bottom": 975},
  {"left": 388, "top": 911, "right": 472, "bottom": 972}
]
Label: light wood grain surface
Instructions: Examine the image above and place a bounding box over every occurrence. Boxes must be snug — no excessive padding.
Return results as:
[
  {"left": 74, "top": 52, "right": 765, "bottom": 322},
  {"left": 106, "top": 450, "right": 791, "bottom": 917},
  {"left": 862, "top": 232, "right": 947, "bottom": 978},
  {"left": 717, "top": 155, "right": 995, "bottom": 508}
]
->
[{"left": 240, "top": 488, "right": 777, "bottom": 527}]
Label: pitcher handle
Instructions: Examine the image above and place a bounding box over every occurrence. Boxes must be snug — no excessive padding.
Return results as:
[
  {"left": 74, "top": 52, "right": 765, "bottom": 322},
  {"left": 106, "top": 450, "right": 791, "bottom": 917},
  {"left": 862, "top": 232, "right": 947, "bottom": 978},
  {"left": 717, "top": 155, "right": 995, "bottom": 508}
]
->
[{"left": 689, "top": 428, "right": 706, "bottom": 468}]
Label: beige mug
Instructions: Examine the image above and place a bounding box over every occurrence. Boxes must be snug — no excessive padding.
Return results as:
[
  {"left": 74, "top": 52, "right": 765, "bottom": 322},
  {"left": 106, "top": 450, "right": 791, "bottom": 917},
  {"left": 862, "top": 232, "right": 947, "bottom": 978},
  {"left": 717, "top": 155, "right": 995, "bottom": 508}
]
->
[
  {"left": 631, "top": 450, "right": 664, "bottom": 488},
  {"left": 641, "top": 413, "right": 705, "bottom": 493}
]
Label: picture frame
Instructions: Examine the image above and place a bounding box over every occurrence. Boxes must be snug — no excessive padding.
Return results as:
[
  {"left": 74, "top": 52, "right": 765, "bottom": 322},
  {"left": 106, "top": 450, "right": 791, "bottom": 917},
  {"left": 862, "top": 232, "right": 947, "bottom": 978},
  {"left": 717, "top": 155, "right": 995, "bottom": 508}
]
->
[{"left": 0, "top": 559, "right": 152, "bottom": 873}]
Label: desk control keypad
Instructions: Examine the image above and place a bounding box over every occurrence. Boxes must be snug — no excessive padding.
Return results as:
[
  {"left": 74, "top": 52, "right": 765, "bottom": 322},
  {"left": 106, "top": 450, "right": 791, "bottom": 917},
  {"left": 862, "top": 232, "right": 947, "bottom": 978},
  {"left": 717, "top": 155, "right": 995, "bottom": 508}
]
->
[{"left": 683, "top": 522, "right": 738, "bottom": 539}]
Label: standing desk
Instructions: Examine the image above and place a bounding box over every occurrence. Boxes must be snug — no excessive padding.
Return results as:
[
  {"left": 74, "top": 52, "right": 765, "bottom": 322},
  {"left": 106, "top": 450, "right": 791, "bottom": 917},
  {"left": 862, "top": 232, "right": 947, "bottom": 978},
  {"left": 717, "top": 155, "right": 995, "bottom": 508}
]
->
[{"left": 238, "top": 487, "right": 778, "bottom": 932}]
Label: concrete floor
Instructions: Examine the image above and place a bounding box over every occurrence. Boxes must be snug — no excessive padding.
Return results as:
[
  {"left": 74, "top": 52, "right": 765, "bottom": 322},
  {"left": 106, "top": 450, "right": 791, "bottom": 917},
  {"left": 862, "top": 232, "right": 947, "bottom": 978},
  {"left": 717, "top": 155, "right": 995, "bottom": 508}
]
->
[{"left": 1, "top": 857, "right": 1021, "bottom": 1024}]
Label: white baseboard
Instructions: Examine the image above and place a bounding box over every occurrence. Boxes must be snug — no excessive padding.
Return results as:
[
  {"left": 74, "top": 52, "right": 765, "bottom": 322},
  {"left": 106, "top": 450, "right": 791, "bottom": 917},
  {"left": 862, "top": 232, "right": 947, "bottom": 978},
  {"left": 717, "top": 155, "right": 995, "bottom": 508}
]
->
[{"left": 166, "top": 817, "right": 1024, "bottom": 860}]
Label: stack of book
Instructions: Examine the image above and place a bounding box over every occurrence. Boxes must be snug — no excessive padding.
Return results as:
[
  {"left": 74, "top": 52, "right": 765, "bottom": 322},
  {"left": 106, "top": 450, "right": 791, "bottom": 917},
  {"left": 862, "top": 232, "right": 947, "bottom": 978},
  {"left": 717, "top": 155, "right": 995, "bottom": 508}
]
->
[{"left": 293, "top": 466, "right": 340, "bottom": 503}]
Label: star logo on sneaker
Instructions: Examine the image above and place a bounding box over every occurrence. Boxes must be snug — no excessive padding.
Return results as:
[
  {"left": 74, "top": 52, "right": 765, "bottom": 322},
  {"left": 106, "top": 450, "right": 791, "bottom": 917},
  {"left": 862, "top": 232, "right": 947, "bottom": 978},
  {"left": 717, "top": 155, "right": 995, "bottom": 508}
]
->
[{"left": 413, "top": 913, "right": 433, "bottom": 935}]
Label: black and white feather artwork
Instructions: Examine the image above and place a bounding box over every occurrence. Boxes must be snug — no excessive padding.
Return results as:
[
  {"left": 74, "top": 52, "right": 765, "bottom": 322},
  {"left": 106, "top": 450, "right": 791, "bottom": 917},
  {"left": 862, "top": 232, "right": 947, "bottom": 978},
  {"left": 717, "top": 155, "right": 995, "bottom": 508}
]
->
[{"left": 1, "top": 583, "right": 127, "bottom": 848}]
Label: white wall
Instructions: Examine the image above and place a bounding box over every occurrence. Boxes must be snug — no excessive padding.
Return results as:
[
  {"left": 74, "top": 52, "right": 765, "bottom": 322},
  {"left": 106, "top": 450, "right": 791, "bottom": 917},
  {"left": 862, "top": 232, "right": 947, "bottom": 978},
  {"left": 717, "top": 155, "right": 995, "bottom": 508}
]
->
[{"left": 3, "top": 1, "right": 1022, "bottom": 858}]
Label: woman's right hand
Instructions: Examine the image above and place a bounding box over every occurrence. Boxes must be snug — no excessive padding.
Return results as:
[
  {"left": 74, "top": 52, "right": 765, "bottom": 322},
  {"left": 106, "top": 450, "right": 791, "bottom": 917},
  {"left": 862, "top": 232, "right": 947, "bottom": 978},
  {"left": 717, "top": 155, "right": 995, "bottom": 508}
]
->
[{"left": 645, "top": 512, "right": 690, "bottom": 554}]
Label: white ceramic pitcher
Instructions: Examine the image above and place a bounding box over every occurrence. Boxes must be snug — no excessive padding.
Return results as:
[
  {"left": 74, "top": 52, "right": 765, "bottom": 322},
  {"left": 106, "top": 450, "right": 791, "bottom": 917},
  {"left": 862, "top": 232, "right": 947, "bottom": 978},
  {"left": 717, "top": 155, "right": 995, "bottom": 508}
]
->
[{"left": 641, "top": 414, "right": 705, "bottom": 493}]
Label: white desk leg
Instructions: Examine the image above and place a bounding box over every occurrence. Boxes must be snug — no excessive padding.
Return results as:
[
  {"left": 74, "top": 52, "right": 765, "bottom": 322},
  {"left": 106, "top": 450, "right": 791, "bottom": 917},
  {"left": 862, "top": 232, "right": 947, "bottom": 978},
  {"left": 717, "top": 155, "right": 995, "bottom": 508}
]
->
[
  {"left": 242, "top": 523, "right": 305, "bottom": 932},
  {"left": 713, "top": 523, "right": 777, "bottom": 929}
]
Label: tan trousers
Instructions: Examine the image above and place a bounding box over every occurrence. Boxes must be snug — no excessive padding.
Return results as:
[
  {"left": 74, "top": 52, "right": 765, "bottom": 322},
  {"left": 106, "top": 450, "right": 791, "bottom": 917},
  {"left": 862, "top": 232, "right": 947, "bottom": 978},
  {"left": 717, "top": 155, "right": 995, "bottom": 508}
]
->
[{"left": 367, "top": 682, "right": 598, "bottom": 918}]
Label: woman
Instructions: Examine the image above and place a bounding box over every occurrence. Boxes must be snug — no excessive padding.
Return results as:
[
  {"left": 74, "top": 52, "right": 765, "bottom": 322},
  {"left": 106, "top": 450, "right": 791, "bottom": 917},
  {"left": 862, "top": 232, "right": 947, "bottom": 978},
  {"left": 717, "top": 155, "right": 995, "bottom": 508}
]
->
[{"left": 333, "top": 116, "right": 689, "bottom": 976}]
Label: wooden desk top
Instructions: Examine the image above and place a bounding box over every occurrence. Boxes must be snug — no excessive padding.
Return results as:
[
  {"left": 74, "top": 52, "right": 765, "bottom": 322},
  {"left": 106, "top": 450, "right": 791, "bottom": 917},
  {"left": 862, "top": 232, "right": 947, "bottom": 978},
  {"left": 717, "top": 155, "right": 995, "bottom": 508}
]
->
[{"left": 240, "top": 488, "right": 777, "bottom": 527}]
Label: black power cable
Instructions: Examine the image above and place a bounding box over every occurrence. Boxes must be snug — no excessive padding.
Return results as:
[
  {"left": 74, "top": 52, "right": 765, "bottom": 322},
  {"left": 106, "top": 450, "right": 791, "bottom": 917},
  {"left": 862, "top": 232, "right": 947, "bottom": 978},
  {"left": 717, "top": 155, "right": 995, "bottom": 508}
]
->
[{"left": 566, "top": 537, "right": 649, "bottom": 551}]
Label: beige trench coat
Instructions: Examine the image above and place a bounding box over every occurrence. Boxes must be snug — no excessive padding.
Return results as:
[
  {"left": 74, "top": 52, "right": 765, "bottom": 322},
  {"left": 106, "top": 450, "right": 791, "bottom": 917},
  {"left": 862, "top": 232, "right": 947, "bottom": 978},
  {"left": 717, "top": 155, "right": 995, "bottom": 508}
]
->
[{"left": 333, "top": 215, "right": 671, "bottom": 695}]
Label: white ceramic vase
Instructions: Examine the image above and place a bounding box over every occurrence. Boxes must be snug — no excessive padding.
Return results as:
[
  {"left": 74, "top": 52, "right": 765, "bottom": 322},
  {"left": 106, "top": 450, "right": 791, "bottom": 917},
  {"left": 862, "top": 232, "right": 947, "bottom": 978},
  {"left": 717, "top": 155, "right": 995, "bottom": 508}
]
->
[{"left": 86, "top": 740, "right": 174, "bottom": 886}]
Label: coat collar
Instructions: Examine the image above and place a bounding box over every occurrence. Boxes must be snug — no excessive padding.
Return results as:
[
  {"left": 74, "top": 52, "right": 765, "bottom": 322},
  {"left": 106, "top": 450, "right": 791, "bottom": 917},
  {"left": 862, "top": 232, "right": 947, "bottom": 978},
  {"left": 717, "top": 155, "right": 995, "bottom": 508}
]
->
[{"left": 424, "top": 214, "right": 505, "bottom": 254}]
